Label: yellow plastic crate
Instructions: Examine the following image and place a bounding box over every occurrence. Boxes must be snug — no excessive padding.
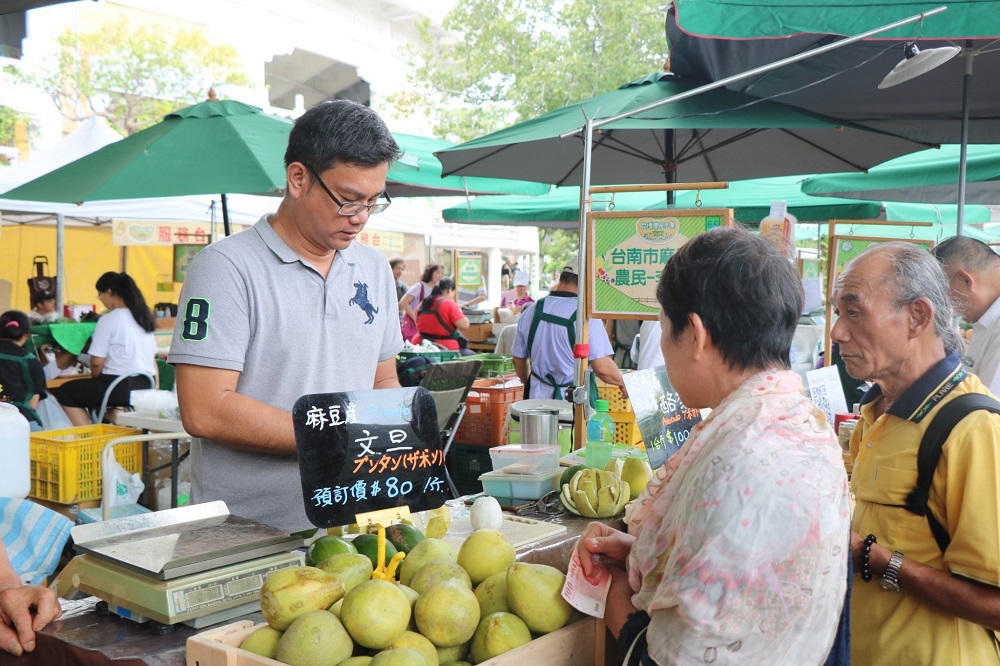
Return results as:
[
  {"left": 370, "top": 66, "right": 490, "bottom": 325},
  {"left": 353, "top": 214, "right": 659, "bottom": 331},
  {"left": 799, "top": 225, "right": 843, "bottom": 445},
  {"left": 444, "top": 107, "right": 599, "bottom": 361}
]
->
[
  {"left": 612, "top": 419, "right": 644, "bottom": 449},
  {"left": 597, "top": 386, "right": 632, "bottom": 413},
  {"left": 30, "top": 425, "right": 143, "bottom": 503}
]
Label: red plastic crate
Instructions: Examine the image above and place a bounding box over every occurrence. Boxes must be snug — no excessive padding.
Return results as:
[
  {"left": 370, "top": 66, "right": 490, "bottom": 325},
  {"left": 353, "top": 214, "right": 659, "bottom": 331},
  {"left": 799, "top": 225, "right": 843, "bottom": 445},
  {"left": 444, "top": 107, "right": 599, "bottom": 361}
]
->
[{"left": 454, "top": 377, "right": 524, "bottom": 446}]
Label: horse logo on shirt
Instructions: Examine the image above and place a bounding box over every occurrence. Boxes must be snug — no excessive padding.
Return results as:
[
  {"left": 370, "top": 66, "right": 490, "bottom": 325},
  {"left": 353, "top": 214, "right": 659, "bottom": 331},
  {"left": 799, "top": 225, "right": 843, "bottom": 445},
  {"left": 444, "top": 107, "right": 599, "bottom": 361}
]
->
[{"left": 349, "top": 281, "right": 378, "bottom": 325}]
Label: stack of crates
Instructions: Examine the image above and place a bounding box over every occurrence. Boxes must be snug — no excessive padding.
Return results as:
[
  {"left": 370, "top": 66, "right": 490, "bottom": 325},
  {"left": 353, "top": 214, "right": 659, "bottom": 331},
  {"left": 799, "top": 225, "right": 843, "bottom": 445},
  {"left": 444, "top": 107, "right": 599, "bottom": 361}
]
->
[
  {"left": 29, "top": 425, "right": 143, "bottom": 508},
  {"left": 596, "top": 378, "right": 645, "bottom": 451},
  {"left": 448, "top": 376, "right": 524, "bottom": 495}
]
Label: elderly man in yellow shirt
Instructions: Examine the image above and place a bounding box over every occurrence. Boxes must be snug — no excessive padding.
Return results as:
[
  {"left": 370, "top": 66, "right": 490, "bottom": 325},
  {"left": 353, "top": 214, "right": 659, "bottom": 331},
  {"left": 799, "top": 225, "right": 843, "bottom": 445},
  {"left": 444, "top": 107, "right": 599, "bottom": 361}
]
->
[{"left": 832, "top": 242, "right": 1000, "bottom": 664}]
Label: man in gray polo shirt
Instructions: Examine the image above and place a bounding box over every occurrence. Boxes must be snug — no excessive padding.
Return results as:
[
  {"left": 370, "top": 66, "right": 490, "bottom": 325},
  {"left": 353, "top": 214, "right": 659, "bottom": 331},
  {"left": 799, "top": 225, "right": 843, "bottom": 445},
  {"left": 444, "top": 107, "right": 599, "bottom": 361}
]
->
[{"left": 169, "top": 100, "right": 404, "bottom": 531}]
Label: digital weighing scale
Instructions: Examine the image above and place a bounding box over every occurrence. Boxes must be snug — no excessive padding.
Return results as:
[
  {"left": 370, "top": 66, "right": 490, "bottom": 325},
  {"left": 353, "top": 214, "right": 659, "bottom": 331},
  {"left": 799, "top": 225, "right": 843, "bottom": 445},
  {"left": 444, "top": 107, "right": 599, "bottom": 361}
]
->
[{"left": 69, "top": 501, "right": 305, "bottom": 628}]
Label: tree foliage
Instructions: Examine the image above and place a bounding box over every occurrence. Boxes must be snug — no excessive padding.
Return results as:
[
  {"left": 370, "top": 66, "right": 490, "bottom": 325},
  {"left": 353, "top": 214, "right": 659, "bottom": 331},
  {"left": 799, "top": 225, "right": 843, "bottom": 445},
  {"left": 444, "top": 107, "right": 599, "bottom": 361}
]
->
[
  {"left": 395, "top": 0, "right": 668, "bottom": 273},
  {"left": 23, "top": 18, "right": 250, "bottom": 135},
  {"left": 399, "top": 0, "right": 668, "bottom": 143},
  {"left": 0, "top": 105, "right": 30, "bottom": 165}
]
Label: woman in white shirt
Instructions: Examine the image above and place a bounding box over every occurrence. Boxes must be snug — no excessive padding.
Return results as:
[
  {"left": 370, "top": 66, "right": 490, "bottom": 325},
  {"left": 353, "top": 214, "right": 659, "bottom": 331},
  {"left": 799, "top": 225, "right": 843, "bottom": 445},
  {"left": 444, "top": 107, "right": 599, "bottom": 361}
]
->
[{"left": 53, "top": 272, "right": 157, "bottom": 426}]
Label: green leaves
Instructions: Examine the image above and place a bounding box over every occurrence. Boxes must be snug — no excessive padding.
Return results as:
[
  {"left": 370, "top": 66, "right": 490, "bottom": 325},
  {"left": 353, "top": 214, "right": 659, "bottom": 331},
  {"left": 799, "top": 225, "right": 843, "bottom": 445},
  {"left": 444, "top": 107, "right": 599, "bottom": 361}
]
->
[
  {"left": 28, "top": 17, "right": 250, "bottom": 136},
  {"left": 400, "top": 0, "right": 668, "bottom": 143}
]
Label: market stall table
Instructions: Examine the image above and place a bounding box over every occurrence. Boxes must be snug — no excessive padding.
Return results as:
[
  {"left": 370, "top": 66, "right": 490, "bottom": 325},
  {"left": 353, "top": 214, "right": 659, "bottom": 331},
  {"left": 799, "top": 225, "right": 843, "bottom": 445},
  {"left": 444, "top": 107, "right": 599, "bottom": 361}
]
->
[{"left": 35, "top": 500, "right": 616, "bottom": 666}]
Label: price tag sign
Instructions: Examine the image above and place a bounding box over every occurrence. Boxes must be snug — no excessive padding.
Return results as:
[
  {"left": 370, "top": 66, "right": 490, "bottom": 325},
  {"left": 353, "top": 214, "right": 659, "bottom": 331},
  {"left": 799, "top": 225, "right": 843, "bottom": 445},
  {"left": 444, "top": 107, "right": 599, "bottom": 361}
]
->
[
  {"left": 293, "top": 387, "right": 447, "bottom": 528},
  {"left": 622, "top": 367, "right": 702, "bottom": 469}
]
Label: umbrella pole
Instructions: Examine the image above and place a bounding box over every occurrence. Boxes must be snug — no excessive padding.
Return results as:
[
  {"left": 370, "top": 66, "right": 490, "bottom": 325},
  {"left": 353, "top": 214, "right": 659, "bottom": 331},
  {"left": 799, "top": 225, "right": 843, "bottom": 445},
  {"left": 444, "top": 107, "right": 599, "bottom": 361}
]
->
[
  {"left": 56, "top": 212, "right": 65, "bottom": 315},
  {"left": 572, "top": 118, "right": 596, "bottom": 453},
  {"left": 957, "top": 41, "right": 974, "bottom": 236},
  {"left": 222, "top": 193, "right": 232, "bottom": 237}
]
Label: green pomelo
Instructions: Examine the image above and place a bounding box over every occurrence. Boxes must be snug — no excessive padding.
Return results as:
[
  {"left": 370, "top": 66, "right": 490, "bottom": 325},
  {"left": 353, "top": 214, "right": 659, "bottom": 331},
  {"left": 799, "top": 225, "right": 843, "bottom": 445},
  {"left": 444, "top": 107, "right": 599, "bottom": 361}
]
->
[
  {"left": 457, "top": 529, "right": 515, "bottom": 586},
  {"left": 353, "top": 534, "right": 400, "bottom": 574},
  {"left": 259, "top": 566, "right": 345, "bottom": 630},
  {"left": 239, "top": 624, "right": 282, "bottom": 659},
  {"left": 505, "top": 563, "right": 574, "bottom": 634},
  {"left": 435, "top": 643, "right": 469, "bottom": 664},
  {"left": 370, "top": 648, "right": 427, "bottom": 666},
  {"left": 341, "top": 658, "right": 373, "bottom": 666},
  {"left": 410, "top": 559, "right": 472, "bottom": 595},
  {"left": 385, "top": 523, "right": 426, "bottom": 554},
  {"left": 474, "top": 572, "right": 509, "bottom": 616},
  {"left": 275, "top": 610, "right": 352, "bottom": 666},
  {"left": 306, "top": 535, "right": 357, "bottom": 566},
  {"left": 400, "top": 538, "right": 456, "bottom": 587},
  {"left": 329, "top": 598, "right": 343, "bottom": 617},
  {"left": 560, "top": 464, "right": 587, "bottom": 488},
  {"left": 340, "top": 579, "right": 411, "bottom": 649},
  {"left": 414, "top": 580, "right": 481, "bottom": 648},
  {"left": 389, "top": 630, "right": 439, "bottom": 666},
  {"left": 316, "top": 552, "right": 374, "bottom": 593},
  {"left": 470, "top": 612, "right": 532, "bottom": 663}
]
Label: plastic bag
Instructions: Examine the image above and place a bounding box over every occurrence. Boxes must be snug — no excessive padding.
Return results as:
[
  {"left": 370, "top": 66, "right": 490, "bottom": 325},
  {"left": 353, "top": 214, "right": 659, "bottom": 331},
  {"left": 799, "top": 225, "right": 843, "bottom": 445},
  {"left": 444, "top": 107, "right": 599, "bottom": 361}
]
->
[
  {"left": 37, "top": 397, "right": 73, "bottom": 430},
  {"left": 107, "top": 458, "right": 144, "bottom": 507}
]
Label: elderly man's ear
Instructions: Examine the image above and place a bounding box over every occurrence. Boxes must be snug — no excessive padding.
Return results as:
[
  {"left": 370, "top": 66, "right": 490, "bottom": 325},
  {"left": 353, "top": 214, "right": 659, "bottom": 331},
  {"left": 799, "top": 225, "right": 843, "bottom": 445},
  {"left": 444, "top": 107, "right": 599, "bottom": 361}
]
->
[{"left": 908, "top": 298, "right": 936, "bottom": 337}]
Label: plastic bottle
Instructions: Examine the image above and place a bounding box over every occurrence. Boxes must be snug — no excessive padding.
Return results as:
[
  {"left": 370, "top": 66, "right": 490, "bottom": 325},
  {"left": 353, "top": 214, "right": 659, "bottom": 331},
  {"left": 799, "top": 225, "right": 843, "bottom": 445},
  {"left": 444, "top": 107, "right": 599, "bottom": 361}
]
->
[
  {"left": 0, "top": 403, "right": 30, "bottom": 499},
  {"left": 585, "top": 399, "right": 615, "bottom": 469}
]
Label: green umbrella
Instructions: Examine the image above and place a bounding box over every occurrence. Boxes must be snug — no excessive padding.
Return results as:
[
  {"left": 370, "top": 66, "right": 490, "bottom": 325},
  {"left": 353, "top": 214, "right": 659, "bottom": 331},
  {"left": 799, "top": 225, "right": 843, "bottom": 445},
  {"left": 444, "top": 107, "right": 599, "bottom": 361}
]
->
[
  {"left": 801, "top": 145, "right": 1000, "bottom": 204},
  {"left": 443, "top": 176, "right": 992, "bottom": 228},
  {"left": 388, "top": 133, "right": 548, "bottom": 197},
  {"left": 435, "top": 72, "right": 930, "bottom": 188},
  {"left": 665, "top": 1, "right": 1000, "bottom": 230},
  {"left": 1, "top": 100, "right": 292, "bottom": 236}
]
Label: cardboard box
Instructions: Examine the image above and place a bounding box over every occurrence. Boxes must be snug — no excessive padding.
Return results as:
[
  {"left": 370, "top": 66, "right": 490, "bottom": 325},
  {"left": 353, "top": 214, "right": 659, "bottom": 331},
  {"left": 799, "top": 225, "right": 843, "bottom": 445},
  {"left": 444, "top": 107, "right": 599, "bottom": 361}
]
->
[
  {"left": 186, "top": 617, "right": 603, "bottom": 666},
  {"left": 32, "top": 498, "right": 100, "bottom": 523},
  {"left": 464, "top": 322, "right": 493, "bottom": 342}
]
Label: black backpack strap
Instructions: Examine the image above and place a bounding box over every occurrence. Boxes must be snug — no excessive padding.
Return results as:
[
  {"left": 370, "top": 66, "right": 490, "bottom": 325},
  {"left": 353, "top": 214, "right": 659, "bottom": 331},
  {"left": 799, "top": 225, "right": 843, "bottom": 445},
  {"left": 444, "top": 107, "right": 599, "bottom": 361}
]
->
[{"left": 906, "top": 393, "right": 1000, "bottom": 553}]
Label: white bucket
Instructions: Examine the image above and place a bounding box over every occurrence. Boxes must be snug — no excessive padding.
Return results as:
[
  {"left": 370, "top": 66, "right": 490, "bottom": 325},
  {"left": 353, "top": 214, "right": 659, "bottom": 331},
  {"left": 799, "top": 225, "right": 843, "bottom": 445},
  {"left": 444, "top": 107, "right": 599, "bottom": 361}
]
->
[{"left": 0, "top": 402, "right": 30, "bottom": 498}]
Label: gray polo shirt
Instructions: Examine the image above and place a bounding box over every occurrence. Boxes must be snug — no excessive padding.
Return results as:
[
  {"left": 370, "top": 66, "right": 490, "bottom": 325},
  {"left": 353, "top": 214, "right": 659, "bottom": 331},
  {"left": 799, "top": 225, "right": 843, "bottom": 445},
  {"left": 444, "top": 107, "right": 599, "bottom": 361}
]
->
[{"left": 169, "top": 215, "right": 403, "bottom": 531}]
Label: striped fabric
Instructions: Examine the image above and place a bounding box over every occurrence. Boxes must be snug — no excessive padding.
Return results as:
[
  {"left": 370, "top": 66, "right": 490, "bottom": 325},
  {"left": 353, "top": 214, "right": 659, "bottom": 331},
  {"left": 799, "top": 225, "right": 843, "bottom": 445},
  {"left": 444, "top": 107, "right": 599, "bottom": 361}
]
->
[{"left": 0, "top": 497, "right": 72, "bottom": 585}]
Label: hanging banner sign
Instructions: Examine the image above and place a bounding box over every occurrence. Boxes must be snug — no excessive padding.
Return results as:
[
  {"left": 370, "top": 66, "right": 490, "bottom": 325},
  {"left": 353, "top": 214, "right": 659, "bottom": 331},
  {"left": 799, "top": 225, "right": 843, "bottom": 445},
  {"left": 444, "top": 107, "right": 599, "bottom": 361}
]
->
[
  {"left": 113, "top": 219, "right": 211, "bottom": 246},
  {"left": 588, "top": 209, "right": 733, "bottom": 318},
  {"left": 356, "top": 229, "right": 404, "bottom": 253},
  {"left": 292, "top": 387, "right": 446, "bottom": 528},
  {"left": 622, "top": 366, "right": 702, "bottom": 470}
]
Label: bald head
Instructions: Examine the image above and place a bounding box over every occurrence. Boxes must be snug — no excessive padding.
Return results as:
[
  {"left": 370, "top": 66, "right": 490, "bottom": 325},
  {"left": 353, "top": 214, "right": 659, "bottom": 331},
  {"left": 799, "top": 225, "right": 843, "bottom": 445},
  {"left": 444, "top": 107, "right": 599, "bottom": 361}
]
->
[{"left": 933, "top": 236, "right": 1000, "bottom": 322}]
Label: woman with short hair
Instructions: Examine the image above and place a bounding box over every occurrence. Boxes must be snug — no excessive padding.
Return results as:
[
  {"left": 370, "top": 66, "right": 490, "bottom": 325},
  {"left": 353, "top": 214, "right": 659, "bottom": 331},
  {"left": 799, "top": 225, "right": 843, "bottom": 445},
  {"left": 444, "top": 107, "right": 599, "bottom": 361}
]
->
[
  {"left": 399, "top": 263, "right": 443, "bottom": 340},
  {"left": 575, "top": 226, "right": 851, "bottom": 665},
  {"left": 53, "top": 272, "right": 157, "bottom": 426}
]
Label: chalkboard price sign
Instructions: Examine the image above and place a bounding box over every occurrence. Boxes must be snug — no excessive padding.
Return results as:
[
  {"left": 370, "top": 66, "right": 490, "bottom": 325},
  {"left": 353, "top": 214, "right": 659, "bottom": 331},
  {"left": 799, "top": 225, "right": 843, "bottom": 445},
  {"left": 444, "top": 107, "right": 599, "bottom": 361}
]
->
[
  {"left": 622, "top": 367, "right": 702, "bottom": 470},
  {"left": 292, "top": 387, "right": 446, "bottom": 528}
]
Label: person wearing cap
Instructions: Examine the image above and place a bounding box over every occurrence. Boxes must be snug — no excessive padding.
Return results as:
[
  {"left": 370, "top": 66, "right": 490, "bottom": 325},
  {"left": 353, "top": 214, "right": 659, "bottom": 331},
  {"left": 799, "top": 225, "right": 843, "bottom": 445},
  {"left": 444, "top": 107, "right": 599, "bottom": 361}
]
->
[
  {"left": 512, "top": 256, "right": 624, "bottom": 400},
  {"left": 500, "top": 271, "right": 534, "bottom": 312}
]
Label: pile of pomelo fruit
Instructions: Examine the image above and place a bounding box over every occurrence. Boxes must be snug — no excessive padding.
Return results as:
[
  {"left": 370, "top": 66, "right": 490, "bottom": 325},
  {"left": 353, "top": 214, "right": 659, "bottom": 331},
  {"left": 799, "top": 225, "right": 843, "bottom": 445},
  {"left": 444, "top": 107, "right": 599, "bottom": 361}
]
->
[{"left": 240, "top": 501, "right": 580, "bottom": 666}]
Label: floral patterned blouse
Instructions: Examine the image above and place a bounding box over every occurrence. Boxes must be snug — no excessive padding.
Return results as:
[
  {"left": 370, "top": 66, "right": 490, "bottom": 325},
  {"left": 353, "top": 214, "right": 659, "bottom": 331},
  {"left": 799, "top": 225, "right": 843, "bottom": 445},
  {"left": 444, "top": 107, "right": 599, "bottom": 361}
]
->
[{"left": 625, "top": 369, "right": 851, "bottom": 665}]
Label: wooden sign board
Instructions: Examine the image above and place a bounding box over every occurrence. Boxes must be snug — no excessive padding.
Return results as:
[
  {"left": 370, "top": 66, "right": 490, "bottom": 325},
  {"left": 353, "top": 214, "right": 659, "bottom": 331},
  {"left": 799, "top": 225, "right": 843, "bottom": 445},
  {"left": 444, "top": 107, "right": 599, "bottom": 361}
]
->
[
  {"left": 587, "top": 209, "right": 733, "bottom": 319},
  {"left": 292, "top": 387, "right": 446, "bottom": 528},
  {"left": 622, "top": 367, "right": 702, "bottom": 470}
]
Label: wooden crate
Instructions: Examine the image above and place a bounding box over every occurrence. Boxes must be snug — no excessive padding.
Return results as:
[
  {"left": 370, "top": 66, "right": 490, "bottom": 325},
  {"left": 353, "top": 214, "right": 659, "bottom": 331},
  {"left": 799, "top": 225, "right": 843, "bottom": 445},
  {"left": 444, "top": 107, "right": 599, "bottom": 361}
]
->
[{"left": 187, "top": 617, "right": 603, "bottom": 666}]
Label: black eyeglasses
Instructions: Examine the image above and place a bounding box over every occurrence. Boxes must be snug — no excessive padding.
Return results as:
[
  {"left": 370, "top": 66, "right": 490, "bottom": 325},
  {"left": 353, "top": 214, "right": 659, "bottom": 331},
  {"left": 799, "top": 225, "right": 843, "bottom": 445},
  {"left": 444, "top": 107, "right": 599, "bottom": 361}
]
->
[{"left": 304, "top": 164, "right": 391, "bottom": 216}]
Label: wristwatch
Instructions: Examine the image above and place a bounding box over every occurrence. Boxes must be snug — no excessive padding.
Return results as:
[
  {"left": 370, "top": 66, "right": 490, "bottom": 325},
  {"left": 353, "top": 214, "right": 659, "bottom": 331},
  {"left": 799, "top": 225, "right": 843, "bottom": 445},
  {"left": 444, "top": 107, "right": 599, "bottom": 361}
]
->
[{"left": 877, "top": 550, "right": 905, "bottom": 591}]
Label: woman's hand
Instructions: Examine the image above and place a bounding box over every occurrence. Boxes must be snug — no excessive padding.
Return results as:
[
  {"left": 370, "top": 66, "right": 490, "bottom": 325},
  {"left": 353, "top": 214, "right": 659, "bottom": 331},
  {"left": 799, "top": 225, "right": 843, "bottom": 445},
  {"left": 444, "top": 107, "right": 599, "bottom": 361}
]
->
[
  {"left": 576, "top": 521, "right": 635, "bottom": 580},
  {"left": 0, "top": 583, "right": 62, "bottom": 655}
]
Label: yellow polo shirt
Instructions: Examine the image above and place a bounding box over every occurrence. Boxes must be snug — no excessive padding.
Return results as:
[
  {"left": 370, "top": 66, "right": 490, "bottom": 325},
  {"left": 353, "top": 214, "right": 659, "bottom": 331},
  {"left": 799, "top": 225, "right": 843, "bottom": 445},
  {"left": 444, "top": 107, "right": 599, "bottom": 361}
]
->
[{"left": 850, "top": 354, "right": 1000, "bottom": 664}]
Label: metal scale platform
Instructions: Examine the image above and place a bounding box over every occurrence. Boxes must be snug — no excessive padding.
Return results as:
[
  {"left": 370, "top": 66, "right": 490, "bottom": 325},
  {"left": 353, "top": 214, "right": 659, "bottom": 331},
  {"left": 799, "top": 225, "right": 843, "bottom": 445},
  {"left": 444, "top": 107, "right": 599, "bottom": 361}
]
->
[{"left": 69, "top": 501, "right": 305, "bottom": 628}]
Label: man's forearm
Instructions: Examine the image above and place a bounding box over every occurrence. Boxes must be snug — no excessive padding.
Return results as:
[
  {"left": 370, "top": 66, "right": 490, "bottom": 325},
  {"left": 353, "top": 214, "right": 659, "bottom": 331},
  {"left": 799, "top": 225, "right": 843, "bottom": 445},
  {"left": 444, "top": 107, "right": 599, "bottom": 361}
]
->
[
  {"left": 181, "top": 390, "right": 297, "bottom": 455},
  {"left": 871, "top": 541, "right": 1000, "bottom": 630},
  {"left": 513, "top": 357, "right": 529, "bottom": 386}
]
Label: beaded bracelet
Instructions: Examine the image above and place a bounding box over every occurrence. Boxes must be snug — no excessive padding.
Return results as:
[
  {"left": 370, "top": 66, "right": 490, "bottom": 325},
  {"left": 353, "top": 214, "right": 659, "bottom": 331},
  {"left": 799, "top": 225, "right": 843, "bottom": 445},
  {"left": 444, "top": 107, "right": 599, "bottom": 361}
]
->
[{"left": 861, "top": 534, "right": 877, "bottom": 582}]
